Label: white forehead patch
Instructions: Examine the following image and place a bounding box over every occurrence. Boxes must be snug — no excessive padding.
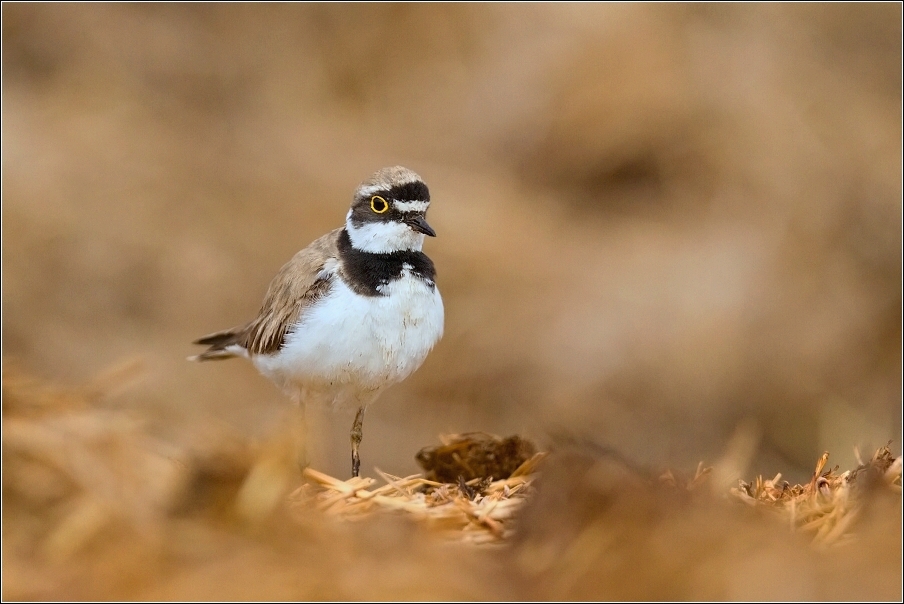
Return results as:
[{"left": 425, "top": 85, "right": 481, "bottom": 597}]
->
[
  {"left": 393, "top": 200, "right": 430, "bottom": 213},
  {"left": 357, "top": 184, "right": 390, "bottom": 198}
]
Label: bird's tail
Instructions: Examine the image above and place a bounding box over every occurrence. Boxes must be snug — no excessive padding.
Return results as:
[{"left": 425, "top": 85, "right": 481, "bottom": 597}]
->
[{"left": 188, "top": 328, "right": 246, "bottom": 362}]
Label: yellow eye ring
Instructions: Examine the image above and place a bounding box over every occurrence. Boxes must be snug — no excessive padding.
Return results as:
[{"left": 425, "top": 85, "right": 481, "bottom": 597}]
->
[{"left": 370, "top": 195, "right": 389, "bottom": 214}]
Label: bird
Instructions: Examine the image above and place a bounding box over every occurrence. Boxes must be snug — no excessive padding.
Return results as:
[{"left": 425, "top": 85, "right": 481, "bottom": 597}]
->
[{"left": 190, "top": 166, "right": 444, "bottom": 477}]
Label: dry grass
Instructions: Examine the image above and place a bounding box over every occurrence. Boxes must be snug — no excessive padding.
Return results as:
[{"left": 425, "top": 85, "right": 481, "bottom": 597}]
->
[
  {"left": 299, "top": 438, "right": 902, "bottom": 551},
  {"left": 731, "top": 444, "right": 902, "bottom": 548},
  {"left": 297, "top": 448, "right": 548, "bottom": 545},
  {"left": 5, "top": 362, "right": 900, "bottom": 600}
]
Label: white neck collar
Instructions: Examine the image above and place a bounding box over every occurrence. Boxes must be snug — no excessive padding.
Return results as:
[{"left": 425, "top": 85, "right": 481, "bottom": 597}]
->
[{"left": 345, "top": 213, "right": 425, "bottom": 254}]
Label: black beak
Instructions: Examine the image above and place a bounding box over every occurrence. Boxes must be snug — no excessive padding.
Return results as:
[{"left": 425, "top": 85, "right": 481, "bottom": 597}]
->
[{"left": 405, "top": 215, "right": 436, "bottom": 237}]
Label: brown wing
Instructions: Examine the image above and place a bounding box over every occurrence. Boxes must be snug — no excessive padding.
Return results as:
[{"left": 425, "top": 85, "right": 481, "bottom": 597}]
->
[{"left": 190, "top": 228, "right": 341, "bottom": 361}]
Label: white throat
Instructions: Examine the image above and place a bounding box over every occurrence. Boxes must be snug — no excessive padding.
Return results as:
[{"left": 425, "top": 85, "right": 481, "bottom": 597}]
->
[{"left": 346, "top": 213, "right": 425, "bottom": 253}]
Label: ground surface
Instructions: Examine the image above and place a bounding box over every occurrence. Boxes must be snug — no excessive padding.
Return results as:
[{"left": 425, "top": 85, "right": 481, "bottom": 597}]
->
[{"left": 2, "top": 4, "right": 901, "bottom": 599}]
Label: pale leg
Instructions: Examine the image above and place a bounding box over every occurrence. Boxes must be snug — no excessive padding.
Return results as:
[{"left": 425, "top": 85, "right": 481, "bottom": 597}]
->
[
  {"left": 350, "top": 406, "right": 366, "bottom": 478},
  {"left": 290, "top": 393, "right": 308, "bottom": 471}
]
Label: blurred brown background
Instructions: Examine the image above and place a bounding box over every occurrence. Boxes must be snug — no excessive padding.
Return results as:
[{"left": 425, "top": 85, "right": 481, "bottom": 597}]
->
[{"left": 3, "top": 3, "right": 901, "bottom": 481}]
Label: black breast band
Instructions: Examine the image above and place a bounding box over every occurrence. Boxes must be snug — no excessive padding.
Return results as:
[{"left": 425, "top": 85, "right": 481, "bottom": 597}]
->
[{"left": 337, "top": 229, "right": 436, "bottom": 296}]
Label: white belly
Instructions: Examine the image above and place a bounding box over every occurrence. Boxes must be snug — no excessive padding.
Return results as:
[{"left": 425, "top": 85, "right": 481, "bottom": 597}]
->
[{"left": 252, "top": 272, "right": 444, "bottom": 407}]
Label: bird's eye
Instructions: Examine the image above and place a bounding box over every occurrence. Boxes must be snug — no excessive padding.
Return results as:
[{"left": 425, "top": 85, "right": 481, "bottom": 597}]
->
[{"left": 370, "top": 196, "right": 389, "bottom": 214}]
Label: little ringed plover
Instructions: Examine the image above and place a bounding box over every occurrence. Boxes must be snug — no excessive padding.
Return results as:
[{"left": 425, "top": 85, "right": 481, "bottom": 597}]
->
[{"left": 190, "top": 166, "right": 444, "bottom": 477}]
